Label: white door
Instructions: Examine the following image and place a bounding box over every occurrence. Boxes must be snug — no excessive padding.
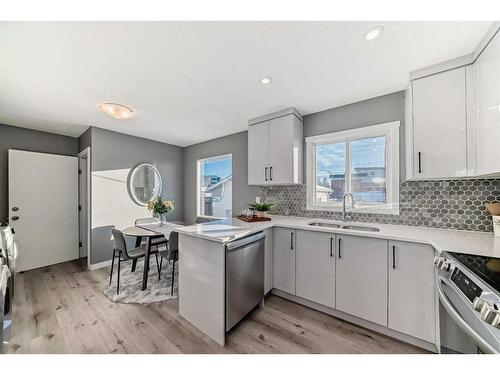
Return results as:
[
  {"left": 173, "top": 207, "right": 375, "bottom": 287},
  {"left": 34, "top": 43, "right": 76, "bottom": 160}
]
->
[
  {"left": 78, "top": 154, "right": 88, "bottom": 258},
  {"left": 412, "top": 67, "right": 467, "bottom": 179},
  {"left": 268, "top": 115, "right": 294, "bottom": 184},
  {"left": 9, "top": 150, "right": 79, "bottom": 271},
  {"left": 388, "top": 240, "right": 436, "bottom": 343},
  {"left": 273, "top": 227, "right": 295, "bottom": 295},
  {"left": 296, "top": 230, "right": 335, "bottom": 308},
  {"left": 248, "top": 121, "right": 269, "bottom": 185},
  {"left": 475, "top": 30, "right": 500, "bottom": 176},
  {"left": 335, "top": 235, "right": 388, "bottom": 326}
]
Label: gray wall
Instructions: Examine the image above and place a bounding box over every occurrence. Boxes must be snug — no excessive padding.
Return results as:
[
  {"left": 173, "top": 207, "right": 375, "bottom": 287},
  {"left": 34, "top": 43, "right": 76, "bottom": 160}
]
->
[
  {"left": 0, "top": 123, "right": 78, "bottom": 223},
  {"left": 78, "top": 127, "right": 91, "bottom": 152},
  {"left": 183, "top": 131, "right": 260, "bottom": 225},
  {"left": 303, "top": 91, "right": 406, "bottom": 180},
  {"left": 89, "top": 127, "right": 184, "bottom": 264}
]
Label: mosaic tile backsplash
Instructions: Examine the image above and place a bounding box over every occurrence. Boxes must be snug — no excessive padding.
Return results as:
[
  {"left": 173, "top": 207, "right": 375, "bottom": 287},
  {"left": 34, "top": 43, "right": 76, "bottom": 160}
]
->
[{"left": 260, "top": 179, "right": 500, "bottom": 233}]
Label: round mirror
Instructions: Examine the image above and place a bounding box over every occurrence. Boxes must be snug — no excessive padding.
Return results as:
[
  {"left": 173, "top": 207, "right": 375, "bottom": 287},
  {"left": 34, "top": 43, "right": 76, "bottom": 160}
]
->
[{"left": 128, "top": 163, "right": 163, "bottom": 206}]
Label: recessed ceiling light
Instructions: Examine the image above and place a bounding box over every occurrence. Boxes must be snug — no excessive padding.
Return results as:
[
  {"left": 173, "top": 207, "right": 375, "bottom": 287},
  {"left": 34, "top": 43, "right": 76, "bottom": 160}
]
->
[
  {"left": 99, "top": 102, "right": 135, "bottom": 120},
  {"left": 260, "top": 77, "right": 272, "bottom": 85},
  {"left": 364, "top": 26, "right": 384, "bottom": 41}
]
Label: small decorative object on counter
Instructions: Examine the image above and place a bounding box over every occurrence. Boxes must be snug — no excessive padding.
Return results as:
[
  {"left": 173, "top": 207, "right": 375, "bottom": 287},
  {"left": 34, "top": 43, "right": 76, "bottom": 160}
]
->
[
  {"left": 147, "top": 196, "right": 175, "bottom": 226},
  {"left": 485, "top": 202, "right": 500, "bottom": 237},
  {"left": 248, "top": 202, "right": 274, "bottom": 218}
]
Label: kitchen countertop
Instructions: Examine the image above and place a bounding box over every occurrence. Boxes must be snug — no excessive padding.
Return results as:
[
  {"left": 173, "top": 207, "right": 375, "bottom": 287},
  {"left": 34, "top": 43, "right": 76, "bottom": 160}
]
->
[{"left": 175, "top": 215, "right": 500, "bottom": 258}]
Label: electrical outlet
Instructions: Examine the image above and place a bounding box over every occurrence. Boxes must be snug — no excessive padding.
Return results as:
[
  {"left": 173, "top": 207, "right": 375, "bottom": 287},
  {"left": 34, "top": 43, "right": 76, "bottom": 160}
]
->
[{"left": 255, "top": 196, "right": 261, "bottom": 204}]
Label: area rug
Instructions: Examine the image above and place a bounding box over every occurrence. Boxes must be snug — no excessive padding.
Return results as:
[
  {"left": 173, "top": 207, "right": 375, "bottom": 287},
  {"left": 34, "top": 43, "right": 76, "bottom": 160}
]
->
[{"left": 103, "top": 259, "right": 178, "bottom": 304}]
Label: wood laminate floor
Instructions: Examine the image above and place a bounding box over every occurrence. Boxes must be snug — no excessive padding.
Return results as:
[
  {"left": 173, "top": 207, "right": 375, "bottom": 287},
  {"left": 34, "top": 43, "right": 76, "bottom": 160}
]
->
[{"left": 8, "top": 258, "right": 428, "bottom": 354}]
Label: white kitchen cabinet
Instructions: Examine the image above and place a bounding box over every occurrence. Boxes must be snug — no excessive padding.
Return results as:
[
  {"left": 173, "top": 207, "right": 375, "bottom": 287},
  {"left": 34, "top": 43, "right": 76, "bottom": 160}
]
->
[
  {"left": 335, "top": 234, "right": 388, "bottom": 326},
  {"left": 296, "top": 230, "right": 335, "bottom": 308},
  {"left": 475, "top": 30, "right": 500, "bottom": 176},
  {"left": 273, "top": 227, "right": 296, "bottom": 295},
  {"left": 264, "top": 228, "right": 274, "bottom": 294},
  {"left": 411, "top": 67, "right": 468, "bottom": 179},
  {"left": 388, "top": 240, "right": 436, "bottom": 343},
  {"left": 248, "top": 108, "right": 303, "bottom": 185}
]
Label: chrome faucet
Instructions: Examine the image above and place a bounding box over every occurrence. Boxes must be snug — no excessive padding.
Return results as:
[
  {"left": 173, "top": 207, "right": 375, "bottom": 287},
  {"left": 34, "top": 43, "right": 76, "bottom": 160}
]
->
[{"left": 342, "top": 193, "right": 355, "bottom": 221}]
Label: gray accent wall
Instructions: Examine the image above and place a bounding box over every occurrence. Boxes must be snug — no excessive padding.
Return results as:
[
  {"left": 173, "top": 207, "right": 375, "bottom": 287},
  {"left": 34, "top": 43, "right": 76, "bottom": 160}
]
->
[
  {"left": 304, "top": 91, "right": 406, "bottom": 180},
  {"left": 78, "top": 127, "right": 91, "bottom": 152},
  {"left": 183, "top": 131, "right": 260, "bottom": 225},
  {"left": 89, "top": 127, "right": 184, "bottom": 265},
  {"left": 0, "top": 123, "right": 78, "bottom": 223}
]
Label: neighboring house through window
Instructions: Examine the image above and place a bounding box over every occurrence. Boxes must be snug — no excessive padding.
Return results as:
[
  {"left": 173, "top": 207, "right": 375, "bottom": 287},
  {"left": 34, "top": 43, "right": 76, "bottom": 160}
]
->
[
  {"left": 197, "top": 154, "right": 233, "bottom": 218},
  {"left": 306, "top": 121, "right": 400, "bottom": 214}
]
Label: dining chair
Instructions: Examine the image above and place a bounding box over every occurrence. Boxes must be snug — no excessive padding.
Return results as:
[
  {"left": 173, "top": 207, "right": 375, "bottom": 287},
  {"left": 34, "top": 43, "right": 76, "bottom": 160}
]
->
[
  {"left": 110, "top": 229, "right": 161, "bottom": 295},
  {"left": 158, "top": 230, "right": 179, "bottom": 296},
  {"left": 135, "top": 217, "right": 169, "bottom": 249}
]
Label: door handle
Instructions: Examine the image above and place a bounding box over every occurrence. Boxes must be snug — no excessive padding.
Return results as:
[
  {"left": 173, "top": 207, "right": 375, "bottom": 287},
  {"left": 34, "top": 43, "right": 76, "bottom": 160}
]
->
[
  {"left": 330, "top": 237, "right": 333, "bottom": 257},
  {"left": 290, "top": 231, "right": 294, "bottom": 250},
  {"left": 392, "top": 245, "right": 396, "bottom": 269},
  {"left": 11, "top": 216, "right": 19, "bottom": 221},
  {"left": 418, "top": 152, "right": 422, "bottom": 173},
  {"left": 265, "top": 167, "right": 268, "bottom": 181},
  {"left": 338, "top": 238, "right": 342, "bottom": 259},
  {"left": 270, "top": 166, "right": 273, "bottom": 181}
]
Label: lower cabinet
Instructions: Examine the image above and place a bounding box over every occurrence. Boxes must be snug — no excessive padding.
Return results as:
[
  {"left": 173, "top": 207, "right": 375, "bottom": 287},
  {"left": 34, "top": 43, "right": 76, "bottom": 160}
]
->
[
  {"left": 273, "top": 227, "right": 296, "bottom": 295},
  {"left": 296, "top": 230, "right": 335, "bottom": 308},
  {"left": 335, "top": 234, "right": 388, "bottom": 326},
  {"left": 388, "top": 240, "right": 436, "bottom": 343},
  {"left": 264, "top": 228, "right": 274, "bottom": 294}
]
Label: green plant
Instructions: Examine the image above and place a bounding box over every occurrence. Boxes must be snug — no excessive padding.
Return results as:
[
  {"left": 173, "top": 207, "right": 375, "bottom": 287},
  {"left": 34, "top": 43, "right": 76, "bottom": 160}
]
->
[{"left": 248, "top": 202, "right": 274, "bottom": 212}]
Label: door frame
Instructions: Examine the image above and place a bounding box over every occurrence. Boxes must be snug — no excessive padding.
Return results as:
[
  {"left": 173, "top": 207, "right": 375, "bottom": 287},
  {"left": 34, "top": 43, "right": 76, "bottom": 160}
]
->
[{"left": 78, "top": 147, "right": 91, "bottom": 270}]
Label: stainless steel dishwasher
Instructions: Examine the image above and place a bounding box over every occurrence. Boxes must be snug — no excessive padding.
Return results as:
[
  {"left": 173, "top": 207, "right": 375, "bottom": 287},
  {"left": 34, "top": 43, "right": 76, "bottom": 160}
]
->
[{"left": 225, "top": 231, "right": 265, "bottom": 332}]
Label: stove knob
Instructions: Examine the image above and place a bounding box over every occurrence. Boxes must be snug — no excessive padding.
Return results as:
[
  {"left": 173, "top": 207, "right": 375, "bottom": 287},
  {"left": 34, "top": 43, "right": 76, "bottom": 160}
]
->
[
  {"left": 482, "top": 308, "right": 500, "bottom": 326},
  {"left": 473, "top": 297, "right": 491, "bottom": 313},
  {"left": 433, "top": 256, "right": 440, "bottom": 265}
]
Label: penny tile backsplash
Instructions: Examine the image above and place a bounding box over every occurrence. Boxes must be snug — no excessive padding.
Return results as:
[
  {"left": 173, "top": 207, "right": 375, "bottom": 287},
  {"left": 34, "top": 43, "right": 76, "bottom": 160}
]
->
[{"left": 260, "top": 179, "right": 500, "bottom": 232}]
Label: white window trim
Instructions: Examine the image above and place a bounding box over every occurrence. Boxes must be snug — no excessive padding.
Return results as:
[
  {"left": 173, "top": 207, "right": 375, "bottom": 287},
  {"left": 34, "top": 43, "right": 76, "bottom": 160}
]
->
[
  {"left": 306, "top": 121, "right": 400, "bottom": 215},
  {"left": 196, "top": 153, "right": 233, "bottom": 219}
]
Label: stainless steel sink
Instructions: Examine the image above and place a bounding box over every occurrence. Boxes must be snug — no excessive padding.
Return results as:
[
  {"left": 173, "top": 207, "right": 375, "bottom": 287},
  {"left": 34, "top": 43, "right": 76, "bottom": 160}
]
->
[
  {"left": 341, "top": 225, "right": 380, "bottom": 232},
  {"left": 308, "top": 222, "right": 342, "bottom": 228}
]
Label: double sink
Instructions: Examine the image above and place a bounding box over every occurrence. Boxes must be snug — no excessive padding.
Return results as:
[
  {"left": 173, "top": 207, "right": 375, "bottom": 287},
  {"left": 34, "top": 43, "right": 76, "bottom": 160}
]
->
[{"left": 308, "top": 222, "right": 380, "bottom": 232}]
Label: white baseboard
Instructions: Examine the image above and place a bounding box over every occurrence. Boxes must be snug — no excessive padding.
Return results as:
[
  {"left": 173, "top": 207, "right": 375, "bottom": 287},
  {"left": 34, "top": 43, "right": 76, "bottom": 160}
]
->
[{"left": 89, "top": 259, "right": 112, "bottom": 270}]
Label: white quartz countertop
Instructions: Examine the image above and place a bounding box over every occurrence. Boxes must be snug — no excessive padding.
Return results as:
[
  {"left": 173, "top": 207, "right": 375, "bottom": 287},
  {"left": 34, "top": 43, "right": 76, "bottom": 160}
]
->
[{"left": 175, "top": 215, "right": 500, "bottom": 258}]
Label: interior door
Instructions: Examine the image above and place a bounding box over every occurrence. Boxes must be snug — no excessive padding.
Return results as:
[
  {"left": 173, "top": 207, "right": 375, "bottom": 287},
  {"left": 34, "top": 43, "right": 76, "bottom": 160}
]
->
[
  {"left": 9, "top": 150, "right": 79, "bottom": 271},
  {"left": 78, "top": 155, "right": 88, "bottom": 258}
]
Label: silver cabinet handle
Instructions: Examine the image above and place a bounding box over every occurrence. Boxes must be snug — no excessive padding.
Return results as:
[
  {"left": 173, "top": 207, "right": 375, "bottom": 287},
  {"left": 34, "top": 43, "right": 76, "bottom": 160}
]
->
[
  {"left": 270, "top": 166, "right": 273, "bottom": 181},
  {"left": 265, "top": 167, "right": 268, "bottom": 181}
]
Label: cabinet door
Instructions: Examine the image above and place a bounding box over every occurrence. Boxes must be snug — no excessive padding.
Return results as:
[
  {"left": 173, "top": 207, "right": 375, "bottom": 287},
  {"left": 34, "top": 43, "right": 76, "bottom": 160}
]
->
[
  {"left": 268, "top": 115, "right": 295, "bottom": 184},
  {"left": 388, "top": 241, "right": 436, "bottom": 343},
  {"left": 273, "top": 227, "right": 296, "bottom": 294},
  {"left": 264, "top": 228, "right": 274, "bottom": 294},
  {"left": 335, "top": 235, "right": 388, "bottom": 326},
  {"left": 248, "top": 121, "right": 269, "bottom": 185},
  {"left": 475, "top": 31, "right": 500, "bottom": 176},
  {"left": 412, "top": 67, "right": 467, "bottom": 179},
  {"left": 296, "top": 230, "right": 335, "bottom": 308}
]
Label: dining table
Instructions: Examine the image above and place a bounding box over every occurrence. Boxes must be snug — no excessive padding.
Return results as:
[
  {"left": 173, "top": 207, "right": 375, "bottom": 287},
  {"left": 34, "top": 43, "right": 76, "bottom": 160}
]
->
[{"left": 122, "top": 222, "right": 183, "bottom": 291}]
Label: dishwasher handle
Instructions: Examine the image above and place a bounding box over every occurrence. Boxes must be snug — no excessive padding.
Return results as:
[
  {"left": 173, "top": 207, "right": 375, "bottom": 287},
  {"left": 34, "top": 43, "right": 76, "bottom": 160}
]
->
[{"left": 226, "top": 232, "right": 265, "bottom": 251}]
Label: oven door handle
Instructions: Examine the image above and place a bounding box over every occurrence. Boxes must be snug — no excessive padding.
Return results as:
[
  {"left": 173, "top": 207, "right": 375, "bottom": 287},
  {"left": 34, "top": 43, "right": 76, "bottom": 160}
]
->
[{"left": 437, "top": 276, "right": 498, "bottom": 354}]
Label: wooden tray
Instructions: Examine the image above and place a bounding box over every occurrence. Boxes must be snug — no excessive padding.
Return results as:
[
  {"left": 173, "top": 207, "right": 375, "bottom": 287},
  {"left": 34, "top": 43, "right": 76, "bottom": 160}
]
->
[{"left": 237, "top": 215, "right": 272, "bottom": 222}]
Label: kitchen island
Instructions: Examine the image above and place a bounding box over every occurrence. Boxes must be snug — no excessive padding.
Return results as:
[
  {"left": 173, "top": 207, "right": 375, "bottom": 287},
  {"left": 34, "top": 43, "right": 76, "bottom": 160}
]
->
[{"left": 176, "top": 216, "right": 500, "bottom": 346}]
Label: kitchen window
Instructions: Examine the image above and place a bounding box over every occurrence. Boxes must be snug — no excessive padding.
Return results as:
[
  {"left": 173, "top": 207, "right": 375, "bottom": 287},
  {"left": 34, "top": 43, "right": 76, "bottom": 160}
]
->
[
  {"left": 197, "top": 154, "right": 233, "bottom": 219},
  {"left": 306, "top": 121, "right": 400, "bottom": 214}
]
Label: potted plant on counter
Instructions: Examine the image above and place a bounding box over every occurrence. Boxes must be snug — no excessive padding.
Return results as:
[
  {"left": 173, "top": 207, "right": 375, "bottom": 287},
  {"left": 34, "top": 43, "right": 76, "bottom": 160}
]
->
[
  {"left": 147, "top": 196, "right": 175, "bottom": 226},
  {"left": 249, "top": 202, "right": 274, "bottom": 218}
]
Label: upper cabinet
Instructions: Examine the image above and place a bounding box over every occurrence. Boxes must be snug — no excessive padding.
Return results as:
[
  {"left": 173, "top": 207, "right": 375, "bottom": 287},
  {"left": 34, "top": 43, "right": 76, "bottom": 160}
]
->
[
  {"left": 406, "top": 25, "right": 500, "bottom": 180},
  {"left": 248, "top": 108, "right": 303, "bottom": 185},
  {"left": 475, "top": 30, "right": 500, "bottom": 176},
  {"left": 411, "top": 67, "right": 468, "bottom": 180}
]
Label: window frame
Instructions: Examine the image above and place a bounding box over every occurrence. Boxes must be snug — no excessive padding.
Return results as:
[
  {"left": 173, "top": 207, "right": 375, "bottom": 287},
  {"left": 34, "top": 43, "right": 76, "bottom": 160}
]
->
[
  {"left": 306, "top": 121, "right": 400, "bottom": 215},
  {"left": 196, "top": 153, "right": 233, "bottom": 220}
]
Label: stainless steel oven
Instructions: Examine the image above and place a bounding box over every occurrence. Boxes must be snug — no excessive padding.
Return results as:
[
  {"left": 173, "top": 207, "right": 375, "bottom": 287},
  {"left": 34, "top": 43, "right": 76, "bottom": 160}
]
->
[{"left": 435, "top": 252, "right": 500, "bottom": 354}]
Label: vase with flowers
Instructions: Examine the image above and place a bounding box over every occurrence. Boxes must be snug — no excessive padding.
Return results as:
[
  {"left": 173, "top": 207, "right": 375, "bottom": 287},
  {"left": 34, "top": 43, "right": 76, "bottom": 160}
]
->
[{"left": 147, "top": 196, "right": 175, "bottom": 226}]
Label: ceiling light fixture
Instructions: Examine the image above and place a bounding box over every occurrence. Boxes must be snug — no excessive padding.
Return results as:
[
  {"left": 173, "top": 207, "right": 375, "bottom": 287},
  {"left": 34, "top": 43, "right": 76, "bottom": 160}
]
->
[
  {"left": 260, "top": 77, "right": 272, "bottom": 85},
  {"left": 99, "top": 102, "right": 136, "bottom": 120},
  {"left": 364, "top": 26, "right": 384, "bottom": 41}
]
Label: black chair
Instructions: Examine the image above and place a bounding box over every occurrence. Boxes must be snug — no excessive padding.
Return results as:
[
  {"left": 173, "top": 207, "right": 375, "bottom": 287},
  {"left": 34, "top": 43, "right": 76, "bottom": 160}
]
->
[
  {"left": 158, "top": 231, "right": 179, "bottom": 296},
  {"left": 110, "top": 229, "right": 160, "bottom": 295}
]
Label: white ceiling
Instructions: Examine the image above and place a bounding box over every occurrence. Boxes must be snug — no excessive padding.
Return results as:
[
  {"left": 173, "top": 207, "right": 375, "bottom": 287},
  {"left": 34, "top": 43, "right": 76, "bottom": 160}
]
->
[{"left": 0, "top": 21, "right": 492, "bottom": 146}]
